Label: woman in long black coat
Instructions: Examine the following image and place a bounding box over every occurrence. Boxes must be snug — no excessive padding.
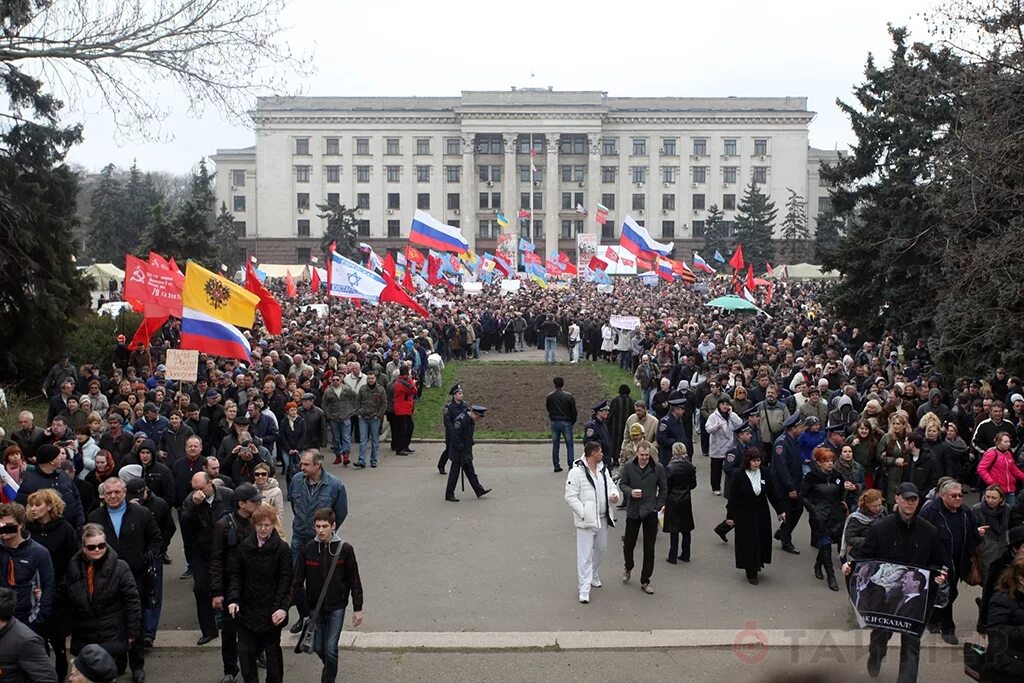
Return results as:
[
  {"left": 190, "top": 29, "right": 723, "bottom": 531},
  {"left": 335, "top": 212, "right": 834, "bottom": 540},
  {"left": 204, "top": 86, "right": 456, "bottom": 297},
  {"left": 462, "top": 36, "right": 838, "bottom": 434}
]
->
[
  {"left": 726, "top": 448, "right": 775, "bottom": 585},
  {"left": 662, "top": 444, "right": 697, "bottom": 564},
  {"left": 800, "top": 447, "right": 848, "bottom": 593}
]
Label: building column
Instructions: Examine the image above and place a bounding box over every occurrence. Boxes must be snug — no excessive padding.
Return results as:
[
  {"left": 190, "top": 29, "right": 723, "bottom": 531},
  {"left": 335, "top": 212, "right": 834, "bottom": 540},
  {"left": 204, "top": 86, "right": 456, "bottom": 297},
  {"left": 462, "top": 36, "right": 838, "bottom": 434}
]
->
[
  {"left": 586, "top": 133, "right": 601, "bottom": 235},
  {"left": 461, "top": 133, "right": 476, "bottom": 251},
  {"left": 544, "top": 132, "right": 559, "bottom": 253},
  {"left": 502, "top": 133, "right": 517, "bottom": 242}
]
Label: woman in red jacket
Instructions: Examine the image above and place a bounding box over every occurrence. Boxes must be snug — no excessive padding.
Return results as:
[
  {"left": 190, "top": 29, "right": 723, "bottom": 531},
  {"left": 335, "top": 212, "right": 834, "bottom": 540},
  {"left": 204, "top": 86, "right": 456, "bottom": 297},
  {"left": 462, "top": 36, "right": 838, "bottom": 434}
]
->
[
  {"left": 978, "top": 432, "right": 1024, "bottom": 507},
  {"left": 391, "top": 366, "right": 418, "bottom": 456}
]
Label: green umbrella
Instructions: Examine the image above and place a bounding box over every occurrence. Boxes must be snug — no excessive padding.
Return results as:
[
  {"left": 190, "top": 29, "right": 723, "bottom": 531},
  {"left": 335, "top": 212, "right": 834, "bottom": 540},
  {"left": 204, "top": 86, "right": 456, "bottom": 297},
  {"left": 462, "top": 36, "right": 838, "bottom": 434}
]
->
[{"left": 704, "top": 295, "right": 769, "bottom": 316}]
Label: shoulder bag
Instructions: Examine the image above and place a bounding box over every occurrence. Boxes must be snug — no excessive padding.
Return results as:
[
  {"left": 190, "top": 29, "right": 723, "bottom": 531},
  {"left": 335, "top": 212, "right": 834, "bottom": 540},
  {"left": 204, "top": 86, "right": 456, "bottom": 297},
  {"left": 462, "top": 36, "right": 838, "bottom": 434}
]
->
[{"left": 295, "top": 540, "right": 342, "bottom": 654}]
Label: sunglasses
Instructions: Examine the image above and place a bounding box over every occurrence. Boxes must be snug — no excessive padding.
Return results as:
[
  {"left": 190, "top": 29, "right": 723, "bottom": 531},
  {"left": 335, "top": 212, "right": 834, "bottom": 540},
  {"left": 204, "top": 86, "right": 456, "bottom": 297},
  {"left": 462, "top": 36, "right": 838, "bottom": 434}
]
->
[
  {"left": 254, "top": 472, "right": 269, "bottom": 477},
  {"left": 84, "top": 542, "right": 107, "bottom": 551}
]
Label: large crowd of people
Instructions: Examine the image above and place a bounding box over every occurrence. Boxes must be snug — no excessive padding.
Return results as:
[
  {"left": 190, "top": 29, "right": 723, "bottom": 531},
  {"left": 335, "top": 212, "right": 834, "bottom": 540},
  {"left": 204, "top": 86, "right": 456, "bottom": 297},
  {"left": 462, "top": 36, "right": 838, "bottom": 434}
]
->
[{"left": 1, "top": 271, "right": 1022, "bottom": 682}]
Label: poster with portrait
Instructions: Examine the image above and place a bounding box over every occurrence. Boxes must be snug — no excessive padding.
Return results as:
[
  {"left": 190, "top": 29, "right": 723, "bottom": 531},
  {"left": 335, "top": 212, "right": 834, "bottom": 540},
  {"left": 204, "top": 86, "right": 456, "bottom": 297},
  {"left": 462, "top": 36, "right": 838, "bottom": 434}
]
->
[
  {"left": 496, "top": 234, "right": 517, "bottom": 272},
  {"left": 577, "top": 233, "right": 598, "bottom": 274},
  {"left": 848, "top": 560, "right": 933, "bottom": 636}
]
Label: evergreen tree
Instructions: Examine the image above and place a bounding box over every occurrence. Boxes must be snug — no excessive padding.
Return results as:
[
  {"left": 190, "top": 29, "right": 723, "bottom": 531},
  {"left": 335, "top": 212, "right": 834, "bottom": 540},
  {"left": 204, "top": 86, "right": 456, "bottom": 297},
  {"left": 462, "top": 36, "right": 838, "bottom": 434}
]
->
[
  {"left": 733, "top": 180, "right": 778, "bottom": 269},
  {"left": 317, "top": 203, "right": 360, "bottom": 261},
  {"left": 122, "top": 161, "right": 159, "bottom": 254},
  {"left": 167, "top": 159, "right": 218, "bottom": 265},
  {"left": 813, "top": 210, "right": 844, "bottom": 263},
  {"left": 86, "top": 164, "right": 127, "bottom": 263},
  {"left": 701, "top": 204, "right": 729, "bottom": 262},
  {"left": 214, "top": 202, "right": 242, "bottom": 273},
  {"left": 779, "top": 189, "right": 809, "bottom": 263},
  {"left": 137, "top": 201, "right": 184, "bottom": 259}
]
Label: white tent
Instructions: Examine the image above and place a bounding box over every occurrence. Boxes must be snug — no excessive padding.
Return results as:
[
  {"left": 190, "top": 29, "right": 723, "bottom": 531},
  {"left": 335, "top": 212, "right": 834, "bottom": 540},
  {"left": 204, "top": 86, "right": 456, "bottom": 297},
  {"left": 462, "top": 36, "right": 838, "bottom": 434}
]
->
[
  {"left": 81, "top": 263, "right": 125, "bottom": 285},
  {"left": 771, "top": 263, "right": 839, "bottom": 280}
]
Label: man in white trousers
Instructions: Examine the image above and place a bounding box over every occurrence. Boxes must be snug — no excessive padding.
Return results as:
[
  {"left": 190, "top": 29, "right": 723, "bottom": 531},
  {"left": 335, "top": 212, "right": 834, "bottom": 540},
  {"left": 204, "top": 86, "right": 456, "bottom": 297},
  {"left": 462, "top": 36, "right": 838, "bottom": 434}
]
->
[{"left": 564, "top": 441, "right": 620, "bottom": 604}]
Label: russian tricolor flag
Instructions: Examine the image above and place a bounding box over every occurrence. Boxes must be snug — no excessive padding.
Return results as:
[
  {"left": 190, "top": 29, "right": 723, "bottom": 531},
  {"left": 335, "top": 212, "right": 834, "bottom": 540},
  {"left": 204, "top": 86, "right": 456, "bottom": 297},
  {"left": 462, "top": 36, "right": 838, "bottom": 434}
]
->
[
  {"left": 181, "top": 308, "right": 252, "bottom": 361},
  {"left": 0, "top": 468, "right": 17, "bottom": 503},
  {"left": 619, "top": 215, "right": 673, "bottom": 260},
  {"left": 409, "top": 210, "right": 468, "bottom": 254},
  {"left": 692, "top": 252, "right": 716, "bottom": 274},
  {"left": 656, "top": 258, "right": 674, "bottom": 282}
]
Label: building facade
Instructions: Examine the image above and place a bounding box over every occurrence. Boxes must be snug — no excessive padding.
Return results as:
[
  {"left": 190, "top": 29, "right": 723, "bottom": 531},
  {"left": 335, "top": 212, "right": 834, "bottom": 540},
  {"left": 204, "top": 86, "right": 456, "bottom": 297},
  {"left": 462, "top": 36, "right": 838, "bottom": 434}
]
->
[{"left": 211, "top": 89, "right": 839, "bottom": 263}]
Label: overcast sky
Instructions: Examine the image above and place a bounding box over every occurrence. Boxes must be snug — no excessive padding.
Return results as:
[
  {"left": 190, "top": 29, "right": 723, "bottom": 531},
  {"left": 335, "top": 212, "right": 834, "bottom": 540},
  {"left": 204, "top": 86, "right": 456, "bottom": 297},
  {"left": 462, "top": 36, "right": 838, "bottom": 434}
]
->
[{"left": 65, "top": 0, "right": 936, "bottom": 174}]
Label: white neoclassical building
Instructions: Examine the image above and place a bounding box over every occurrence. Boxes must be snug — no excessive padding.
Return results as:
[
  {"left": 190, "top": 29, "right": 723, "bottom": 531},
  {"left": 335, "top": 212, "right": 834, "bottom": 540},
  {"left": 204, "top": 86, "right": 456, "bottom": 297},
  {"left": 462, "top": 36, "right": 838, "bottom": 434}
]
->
[{"left": 211, "top": 89, "right": 839, "bottom": 263}]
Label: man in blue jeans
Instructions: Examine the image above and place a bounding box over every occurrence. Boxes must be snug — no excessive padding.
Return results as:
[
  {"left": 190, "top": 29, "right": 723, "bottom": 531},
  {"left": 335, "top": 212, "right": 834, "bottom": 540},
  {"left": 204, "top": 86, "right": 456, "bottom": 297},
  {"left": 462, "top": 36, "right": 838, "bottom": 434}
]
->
[
  {"left": 541, "top": 315, "right": 561, "bottom": 364},
  {"left": 546, "top": 376, "right": 578, "bottom": 472},
  {"left": 293, "top": 508, "right": 364, "bottom": 683}
]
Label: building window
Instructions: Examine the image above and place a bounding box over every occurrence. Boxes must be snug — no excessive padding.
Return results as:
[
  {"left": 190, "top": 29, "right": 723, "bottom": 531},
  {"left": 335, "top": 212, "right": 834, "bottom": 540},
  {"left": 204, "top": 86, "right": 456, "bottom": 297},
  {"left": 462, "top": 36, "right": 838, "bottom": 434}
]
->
[
  {"left": 722, "top": 220, "right": 736, "bottom": 236},
  {"left": 297, "top": 247, "right": 311, "bottom": 262},
  {"left": 723, "top": 139, "right": 737, "bottom": 156},
  {"left": 632, "top": 194, "right": 645, "bottom": 211},
  {"left": 662, "top": 194, "right": 675, "bottom": 211},
  {"left": 447, "top": 193, "right": 460, "bottom": 210},
  {"left": 445, "top": 138, "right": 460, "bottom": 155},
  {"left": 723, "top": 166, "right": 737, "bottom": 184},
  {"left": 233, "top": 196, "right": 246, "bottom": 212},
  {"left": 446, "top": 166, "right": 461, "bottom": 183},
  {"left": 752, "top": 166, "right": 767, "bottom": 184},
  {"left": 602, "top": 138, "right": 618, "bottom": 155},
  {"left": 692, "top": 166, "right": 707, "bottom": 184},
  {"left": 476, "top": 134, "right": 503, "bottom": 154},
  {"left": 357, "top": 220, "right": 370, "bottom": 237},
  {"left": 632, "top": 138, "right": 647, "bottom": 156},
  {"left": 692, "top": 139, "right": 707, "bottom": 157},
  {"left": 574, "top": 166, "right": 585, "bottom": 182},
  {"left": 479, "top": 165, "right": 501, "bottom": 182},
  {"left": 233, "top": 221, "right": 246, "bottom": 237},
  {"left": 387, "top": 193, "right": 400, "bottom": 210},
  {"left": 561, "top": 192, "right": 572, "bottom": 210},
  {"left": 692, "top": 194, "right": 706, "bottom": 210},
  {"left": 416, "top": 166, "right": 430, "bottom": 183},
  {"left": 574, "top": 192, "right": 584, "bottom": 208},
  {"left": 387, "top": 220, "right": 401, "bottom": 237},
  {"left": 416, "top": 138, "right": 430, "bottom": 155},
  {"left": 723, "top": 193, "right": 736, "bottom": 211},
  {"left": 295, "top": 138, "right": 310, "bottom": 155},
  {"left": 602, "top": 193, "right": 615, "bottom": 210},
  {"left": 559, "top": 134, "right": 586, "bottom": 155},
  {"left": 754, "top": 138, "right": 768, "bottom": 156},
  {"left": 326, "top": 192, "right": 340, "bottom": 205},
  {"left": 521, "top": 192, "right": 543, "bottom": 210},
  {"left": 601, "top": 167, "right": 616, "bottom": 183},
  {"left": 357, "top": 193, "right": 370, "bottom": 210},
  {"left": 356, "top": 166, "right": 370, "bottom": 183},
  {"left": 818, "top": 197, "right": 832, "bottom": 214},
  {"left": 479, "top": 192, "right": 491, "bottom": 209},
  {"left": 560, "top": 166, "right": 572, "bottom": 183},
  {"left": 295, "top": 166, "right": 310, "bottom": 183},
  {"left": 355, "top": 138, "right": 370, "bottom": 156},
  {"left": 325, "top": 137, "right": 340, "bottom": 156},
  {"left": 297, "top": 193, "right": 310, "bottom": 210},
  {"left": 632, "top": 167, "right": 647, "bottom": 184},
  {"left": 297, "top": 219, "right": 310, "bottom": 237},
  {"left": 533, "top": 219, "right": 543, "bottom": 240},
  {"left": 478, "top": 219, "right": 497, "bottom": 239},
  {"left": 519, "top": 166, "right": 530, "bottom": 182},
  {"left": 661, "top": 139, "right": 677, "bottom": 156},
  {"left": 661, "top": 221, "right": 675, "bottom": 238},
  {"left": 231, "top": 170, "right": 245, "bottom": 187},
  {"left": 385, "top": 138, "right": 400, "bottom": 156},
  {"left": 601, "top": 222, "right": 614, "bottom": 239},
  {"left": 325, "top": 165, "right": 340, "bottom": 183},
  {"left": 662, "top": 167, "right": 676, "bottom": 184},
  {"left": 692, "top": 220, "right": 705, "bottom": 238},
  {"left": 517, "top": 135, "right": 544, "bottom": 155},
  {"left": 417, "top": 193, "right": 430, "bottom": 210},
  {"left": 449, "top": 220, "right": 459, "bottom": 229},
  {"left": 491, "top": 192, "right": 501, "bottom": 209},
  {"left": 386, "top": 166, "right": 401, "bottom": 182}
]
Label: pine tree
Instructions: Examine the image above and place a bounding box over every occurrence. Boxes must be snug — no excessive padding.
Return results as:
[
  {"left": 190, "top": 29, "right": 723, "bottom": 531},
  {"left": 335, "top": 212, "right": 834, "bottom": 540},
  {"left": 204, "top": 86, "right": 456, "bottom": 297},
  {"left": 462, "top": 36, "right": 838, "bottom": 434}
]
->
[
  {"left": 779, "top": 189, "right": 809, "bottom": 263},
  {"left": 317, "top": 203, "right": 360, "bottom": 260},
  {"left": 214, "top": 202, "right": 242, "bottom": 273},
  {"left": 702, "top": 204, "right": 729, "bottom": 263},
  {"left": 733, "top": 180, "right": 778, "bottom": 269},
  {"left": 138, "top": 201, "right": 184, "bottom": 258},
  {"left": 86, "top": 164, "right": 127, "bottom": 263},
  {"left": 814, "top": 210, "right": 844, "bottom": 263},
  {"left": 170, "top": 159, "right": 218, "bottom": 265},
  {"left": 122, "top": 161, "right": 159, "bottom": 254}
]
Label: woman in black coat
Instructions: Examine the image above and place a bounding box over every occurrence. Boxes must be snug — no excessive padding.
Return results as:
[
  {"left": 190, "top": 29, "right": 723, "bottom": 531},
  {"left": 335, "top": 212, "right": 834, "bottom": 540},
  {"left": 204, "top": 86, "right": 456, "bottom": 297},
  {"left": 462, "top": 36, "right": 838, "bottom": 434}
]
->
[
  {"left": 277, "top": 402, "right": 306, "bottom": 484},
  {"left": 726, "top": 449, "right": 775, "bottom": 585},
  {"left": 662, "top": 444, "right": 697, "bottom": 564},
  {"left": 984, "top": 555, "right": 1024, "bottom": 683},
  {"left": 26, "top": 489, "right": 79, "bottom": 681},
  {"left": 800, "top": 447, "right": 848, "bottom": 592},
  {"left": 227, "top": 505, "right": 293, "bottom": 683},
  {"left": 62, "top": 523, "right": 142, "bottom": 679}
]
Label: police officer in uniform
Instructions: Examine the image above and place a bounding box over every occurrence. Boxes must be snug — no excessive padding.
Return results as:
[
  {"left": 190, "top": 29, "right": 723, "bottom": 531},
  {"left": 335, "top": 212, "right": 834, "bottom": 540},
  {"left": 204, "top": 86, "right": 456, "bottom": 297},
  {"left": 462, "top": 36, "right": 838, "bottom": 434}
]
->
[
  {"left": 656, "top": 399, "right": 689, "bottom": 467},
  {"left": 739, "top": 406, "right": 762, "bottom": 451},
  {"left": 823, "top": 421, "right": 846, "bottom": 459},
  {"left": 771, "top": 412, "right": 805, "bottom": 554},
  {"left": 713, "top": 422, "right": 758, "bottom": 542},
  {"left": 445, "top": 405, "right": 492, "bottom": 502},
  {"left": 437, "top": 384, "right": 467, "bottom": 475},
  {"left": 583, "top": 401, "right": 613, "bottom": 471}
]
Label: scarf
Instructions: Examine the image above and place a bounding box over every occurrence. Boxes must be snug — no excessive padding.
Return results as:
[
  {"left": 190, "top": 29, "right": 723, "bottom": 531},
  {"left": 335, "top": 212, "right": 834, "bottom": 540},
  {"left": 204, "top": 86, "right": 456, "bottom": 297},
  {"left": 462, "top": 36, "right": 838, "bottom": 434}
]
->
[
  {"left": 745, "top": 468, "right": 762, "bottom": 495},
  {"left": 86, "top": 563, "right": 95, "bottom": 595}
]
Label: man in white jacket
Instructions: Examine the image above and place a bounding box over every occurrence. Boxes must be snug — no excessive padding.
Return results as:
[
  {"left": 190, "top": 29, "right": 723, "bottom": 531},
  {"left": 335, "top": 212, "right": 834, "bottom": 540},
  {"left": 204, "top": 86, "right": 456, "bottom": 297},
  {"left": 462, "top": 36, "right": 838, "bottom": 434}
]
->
[{"left": 564, "top": 442, "right": 620, "bottom": 604}]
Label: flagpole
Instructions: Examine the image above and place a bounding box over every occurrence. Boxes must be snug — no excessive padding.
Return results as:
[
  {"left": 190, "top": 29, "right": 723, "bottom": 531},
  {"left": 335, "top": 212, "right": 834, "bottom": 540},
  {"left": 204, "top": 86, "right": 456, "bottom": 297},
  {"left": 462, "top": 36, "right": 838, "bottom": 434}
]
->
[{"left": 528, "top": 133, "right": 534, "bottom": 273}]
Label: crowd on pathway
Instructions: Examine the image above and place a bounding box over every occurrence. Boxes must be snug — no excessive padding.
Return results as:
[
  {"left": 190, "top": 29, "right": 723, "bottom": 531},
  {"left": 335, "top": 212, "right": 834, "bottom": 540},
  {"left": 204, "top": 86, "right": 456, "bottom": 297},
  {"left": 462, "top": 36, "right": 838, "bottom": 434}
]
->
[{"left": 0, "top": 273, "right": 1022, "bottom": 682}]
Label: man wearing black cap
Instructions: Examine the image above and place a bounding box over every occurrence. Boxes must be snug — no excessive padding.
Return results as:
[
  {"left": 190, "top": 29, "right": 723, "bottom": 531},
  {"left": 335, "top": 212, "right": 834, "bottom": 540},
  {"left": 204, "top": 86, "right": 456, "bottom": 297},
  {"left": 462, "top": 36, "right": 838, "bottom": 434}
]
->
[
  {"left": 583, "top": 402, "right": 613, "bottom": 472},
  {"left": 713, "top": 422, "right": 758, "bottom": 542},
  {"left": 656, "top": 399, "right": 690, "bottom": 469},
  {"left": 15, "top": 444, "right": 85, "bottom": 528},
  {"left": 298, "top": 392, "right": 328, "bottom": 458},
  {"left": 209, "top": 483, "right": 262, "bottom": 683},
  {"left": 437, "top": 385, "right": 466, "bottom": 475},
  {"left": 68, "top": 643, "right": 118, "bottom": 683},
  {"left": 843, "top": 482, "right": 947, "bottom": 682},
  {"left": 445, "top": 406, "right": 491, "bottom": 502},
  {"left": 770, "top": 412, "right": 805, "bottom": 554},
  {"left": 132, "top": 403, "right": 169, "bottom": 445}
]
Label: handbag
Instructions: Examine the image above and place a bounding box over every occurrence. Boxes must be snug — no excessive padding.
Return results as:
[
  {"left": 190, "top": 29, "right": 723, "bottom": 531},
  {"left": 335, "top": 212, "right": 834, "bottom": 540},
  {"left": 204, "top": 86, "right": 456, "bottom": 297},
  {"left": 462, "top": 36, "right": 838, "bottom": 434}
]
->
[
  {"left": 963, "top": 552, "right": 984, "bottom": 587},
  {"left": 295, "top": 540, "right": 342, "bottom": 655}
]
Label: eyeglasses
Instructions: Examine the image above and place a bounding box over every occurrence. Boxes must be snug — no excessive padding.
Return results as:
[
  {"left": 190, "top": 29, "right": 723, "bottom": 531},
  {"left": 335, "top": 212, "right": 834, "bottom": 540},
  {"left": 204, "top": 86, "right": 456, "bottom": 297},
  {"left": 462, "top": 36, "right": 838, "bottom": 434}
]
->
[
  {"left": 84, "top": 543, "right": 107, "bottom": 551},
  {"left": 946, "top": 493, "right": 964, "bottom": 498},
  {"left": 254, "top": 472, "right": 269, "bottom": 477}
]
